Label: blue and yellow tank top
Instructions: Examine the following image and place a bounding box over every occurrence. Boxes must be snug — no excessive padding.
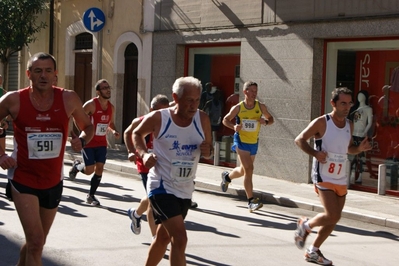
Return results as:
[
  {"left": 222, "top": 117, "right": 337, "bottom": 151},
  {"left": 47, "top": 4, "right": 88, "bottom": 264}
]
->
[{"left": 236, "top": 100, "right": 262, "bottom": 144}]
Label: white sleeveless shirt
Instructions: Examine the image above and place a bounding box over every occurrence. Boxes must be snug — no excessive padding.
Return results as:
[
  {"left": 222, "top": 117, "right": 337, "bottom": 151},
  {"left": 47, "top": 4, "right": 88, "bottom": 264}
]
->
[
  {"left": 147, "top": 108, "right": 204, "bottom": 199},
  {"left": 312, "top": 114, "right": 351, "bottom": 185}
]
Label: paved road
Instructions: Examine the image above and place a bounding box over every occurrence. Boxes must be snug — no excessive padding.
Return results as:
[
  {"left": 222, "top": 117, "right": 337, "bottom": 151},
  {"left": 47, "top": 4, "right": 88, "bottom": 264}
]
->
[{"left": 1, "top": 167, "right": 398, "bottom": 266}]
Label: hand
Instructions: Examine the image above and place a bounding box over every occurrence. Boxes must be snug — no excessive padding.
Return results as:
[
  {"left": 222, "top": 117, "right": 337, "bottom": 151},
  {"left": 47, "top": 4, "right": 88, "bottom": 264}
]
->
[
  {"left": 128, "top": 152, "right": 137, "bottom": 164},
  {"left": 0, "top": 154, "right": 17, "bottom": 170},
  {"left": 70, "top": 131, "right": 83, "bottom": 152},
  {"left": 200, "top": 141, "right": 213, "bottom": 158},
  {"left": 234, "top": 124, "right": 242, "bottom": 132},
  {"left": 259, "top": 118, "right": 267, "bottom": 126},
  {"left": 315, "top": 150, "right": 328, "bottom": 164},
  {"left": 113, "top": 130, "right": 121, "bottom": 139},
  {"left": 143, "top": 153, "right": 157, "bottom": 169},
  {"left": 359, "top": 137, "right": 372, "bottom": 152}
]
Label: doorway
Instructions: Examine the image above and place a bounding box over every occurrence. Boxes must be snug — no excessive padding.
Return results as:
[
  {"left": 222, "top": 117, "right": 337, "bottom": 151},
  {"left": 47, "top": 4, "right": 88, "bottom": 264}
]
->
[{"left": 122, "top": 44, "right": 139, "bottom": 139}]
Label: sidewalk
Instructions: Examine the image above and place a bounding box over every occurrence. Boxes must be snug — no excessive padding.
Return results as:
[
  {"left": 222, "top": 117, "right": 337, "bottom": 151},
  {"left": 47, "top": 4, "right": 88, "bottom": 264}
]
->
[{"left": 6, "top": 135, "right": 399, "bottom": 230}]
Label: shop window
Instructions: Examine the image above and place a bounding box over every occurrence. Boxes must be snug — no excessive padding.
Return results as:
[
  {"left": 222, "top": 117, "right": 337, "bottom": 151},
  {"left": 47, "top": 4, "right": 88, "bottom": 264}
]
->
[{"left": 325, "top": 39, "right": 399, "bottom": 195}]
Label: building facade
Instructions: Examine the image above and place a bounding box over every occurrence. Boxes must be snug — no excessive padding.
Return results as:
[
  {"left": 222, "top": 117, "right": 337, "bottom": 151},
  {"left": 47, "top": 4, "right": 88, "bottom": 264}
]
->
[
  {"left": 149, "top": 0, "right": 399, "bottom": 195},
  {"left": 5, "top": 0, "right": 399, "bottom": 195}
]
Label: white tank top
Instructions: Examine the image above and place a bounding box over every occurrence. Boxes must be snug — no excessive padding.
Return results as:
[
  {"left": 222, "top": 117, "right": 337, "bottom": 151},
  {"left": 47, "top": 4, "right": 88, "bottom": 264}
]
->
[
  {"left": 312, "top": 114, "right": 351, "bottom": 185},
  {"left": 147, "top": 108, "right": 204, "bottom": 199}
]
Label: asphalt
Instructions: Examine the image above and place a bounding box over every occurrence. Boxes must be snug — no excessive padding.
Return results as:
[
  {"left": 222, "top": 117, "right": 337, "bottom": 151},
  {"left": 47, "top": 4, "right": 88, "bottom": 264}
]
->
[{"left": 5, "top": 135, "right": 399, "bottom": 230}]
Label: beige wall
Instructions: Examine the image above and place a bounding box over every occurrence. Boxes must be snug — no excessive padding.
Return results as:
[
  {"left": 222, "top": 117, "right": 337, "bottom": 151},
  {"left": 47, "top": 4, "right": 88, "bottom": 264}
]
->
[{"left": 24, "top": 0, "right": 150, "bottom": 142}]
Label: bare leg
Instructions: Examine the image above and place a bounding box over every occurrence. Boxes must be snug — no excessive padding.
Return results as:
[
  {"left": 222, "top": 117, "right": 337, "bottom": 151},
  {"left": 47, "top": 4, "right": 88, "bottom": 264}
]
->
[
  {"left": 12, "top": 187, "right": 58, "bottom": 266},
  {"left": 308, "top": 190, "right": 346, "bottom": 248},
  {"left": 230, "top": 148, "right": 256, "bottom": 199}
]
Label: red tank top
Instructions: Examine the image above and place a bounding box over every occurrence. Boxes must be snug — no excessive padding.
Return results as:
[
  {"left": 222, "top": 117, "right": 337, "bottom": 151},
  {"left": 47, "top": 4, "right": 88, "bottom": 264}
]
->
[
  {"left": 10, "top": 87, "right": 69, "bottom": 189},
  {"left": 136, "top": 116, "right": 153, "bottom": 173},
  {"left": 86, "top": 98, "right": 112, "bottom": 148}
]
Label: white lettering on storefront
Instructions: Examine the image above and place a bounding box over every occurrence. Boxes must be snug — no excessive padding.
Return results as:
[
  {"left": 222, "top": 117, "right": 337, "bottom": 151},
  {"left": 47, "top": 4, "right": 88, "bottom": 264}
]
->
[{"left": 359, "top": 53, "right": 370, "bottom": 90}]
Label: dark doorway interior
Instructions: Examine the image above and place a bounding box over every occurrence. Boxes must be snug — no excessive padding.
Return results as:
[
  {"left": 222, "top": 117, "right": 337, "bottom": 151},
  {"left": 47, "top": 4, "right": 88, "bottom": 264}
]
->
[{"left": 122, "top": 44, "right": 139, "bottom": 142}]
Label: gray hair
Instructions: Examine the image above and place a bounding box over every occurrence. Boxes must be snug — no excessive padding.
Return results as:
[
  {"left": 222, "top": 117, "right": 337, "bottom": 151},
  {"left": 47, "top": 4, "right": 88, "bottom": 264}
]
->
[
  {"left": 172, "top": 76, "right": 202, "bottom": 99},
  {"left": 150, "top": 94, "right": 169, "bottom": 109}
]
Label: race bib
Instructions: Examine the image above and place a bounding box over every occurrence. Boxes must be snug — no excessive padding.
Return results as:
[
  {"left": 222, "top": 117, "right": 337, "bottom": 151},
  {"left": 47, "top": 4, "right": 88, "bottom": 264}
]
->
[
  {"left": 171, "top": 159, "right": 195, "bottom": 183},
  {"left": 321, "top": 152, "right": 348, "bottom": 179},
  {"left": 95, "top": 123, "right": 108, "bottom": 136},
  {"left": 242, "top": 119, "right": 258, "bottom": 132},
  {"left": 27, "top": 132, "right": 63, "bottom": 159}
]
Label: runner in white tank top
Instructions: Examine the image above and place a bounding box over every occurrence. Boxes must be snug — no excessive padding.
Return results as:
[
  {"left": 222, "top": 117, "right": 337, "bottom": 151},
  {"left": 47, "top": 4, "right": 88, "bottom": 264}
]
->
[
  {"left": 312, "top": 114, "right": 351, "bottom": 185},
  {"left": 133, "top": 76, "right": 212, "bottom": 265},
  {"left": 294, "top": 87, "right": 372, "bottom": 265},
  {"left": 148, "top": 108, "right": 204, "bottom": 199}
]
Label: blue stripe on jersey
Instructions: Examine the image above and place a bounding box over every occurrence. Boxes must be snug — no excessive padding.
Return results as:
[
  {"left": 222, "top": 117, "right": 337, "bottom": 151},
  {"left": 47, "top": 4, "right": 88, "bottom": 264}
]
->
[
  {"left": 158, "top": 117, "right": 172, "bottom": 139},
  {"left": 193, "top": 119, "right": 204, "bottom": 140},
  {"left": 315, "top": 139, "right": 323, "bottom": 183}
]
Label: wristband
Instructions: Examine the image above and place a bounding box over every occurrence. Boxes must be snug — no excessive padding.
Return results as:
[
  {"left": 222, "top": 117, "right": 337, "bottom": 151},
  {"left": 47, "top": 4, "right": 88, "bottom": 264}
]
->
[{"left": 79, "top": 137, "right": 86, "bottom": 148}]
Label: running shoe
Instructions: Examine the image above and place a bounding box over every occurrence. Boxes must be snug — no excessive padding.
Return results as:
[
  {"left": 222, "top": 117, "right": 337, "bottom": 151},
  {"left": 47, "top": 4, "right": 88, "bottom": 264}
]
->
[
  {"left": 86, "top": 194, "right": 100, "bottom": 206},
  {"left": 220, "top": 171, "right": 230, "bottom": 192},
  {"left": 295, "top": 217, "right": 310, "bottom": 249},
  {"left": 127, "top": 208, "right": 141, "bottom": 235},
  {"left": 304, "top": 249, "right": 333, "bottom": 265},
  {"left": 248, "top": 198, "right": 263, "bottom": 212},
  {"left": 69, "top": 159, "right": 81, "bottom": 181}
]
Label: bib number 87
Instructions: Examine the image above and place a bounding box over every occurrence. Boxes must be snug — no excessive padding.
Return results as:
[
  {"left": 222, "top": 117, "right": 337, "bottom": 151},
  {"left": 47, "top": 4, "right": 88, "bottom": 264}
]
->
[
  {"left": 37, "top": 140, "right": 53, "bottom": 152},
  {"left": 328, "top": 163, "right": 342, "bottom": 175}
]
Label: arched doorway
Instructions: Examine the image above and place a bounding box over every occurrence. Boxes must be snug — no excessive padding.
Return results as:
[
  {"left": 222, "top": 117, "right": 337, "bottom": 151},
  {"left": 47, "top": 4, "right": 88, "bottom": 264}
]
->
[
  {"left": 74, "top": 32, "right": 93, "bottom": 134},
  {"left": 122, "top": 43, "right": 138, "bottom": 138}
]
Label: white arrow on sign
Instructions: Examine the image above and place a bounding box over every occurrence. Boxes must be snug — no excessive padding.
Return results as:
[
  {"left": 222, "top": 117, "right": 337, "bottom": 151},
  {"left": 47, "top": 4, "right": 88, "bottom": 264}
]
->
[{"left": 88, "top": 10, "right": 104, "bottom": 31}]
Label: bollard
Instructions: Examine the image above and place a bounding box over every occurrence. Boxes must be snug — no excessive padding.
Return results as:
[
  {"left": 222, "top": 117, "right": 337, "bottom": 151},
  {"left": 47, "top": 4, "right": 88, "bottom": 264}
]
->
[
  {"left": 377, "top": 164, "right": 386, "bottom": 195},
  {"left": 346, "top": 159, "right": 351, "bottom": 188},
  {"left": 214, "top": 141, "right": 220, "bottom": 166}
]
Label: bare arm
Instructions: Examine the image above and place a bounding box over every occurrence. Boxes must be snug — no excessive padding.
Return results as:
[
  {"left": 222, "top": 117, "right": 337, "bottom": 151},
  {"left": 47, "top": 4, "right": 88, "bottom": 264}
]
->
[
  {"left": 124, "top": 117, "right": 142, "bottom": 162},
  {"left": 108, "top": 104, "right": 120, "bottom": 139},
  {"left": 199, "top": 110, "right": 213, "bottom": 159},
  {"left": 64, "top": 91, "right": 94, "bottom": 151},
  {"left": 133, "top": 111, "right": 161, "bottom": 169},
  {"left": 222, "top": 104, "right": 240, "bottom": 132},
  {"left": 294, "top": 116, "right": 328, "bottom": 163},
  {"left": 259, "top": 102, "right": 274, "bottom": 126}
]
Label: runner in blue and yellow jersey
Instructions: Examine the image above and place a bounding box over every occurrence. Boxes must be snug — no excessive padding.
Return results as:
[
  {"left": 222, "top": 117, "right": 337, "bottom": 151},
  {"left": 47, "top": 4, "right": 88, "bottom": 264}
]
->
[{"left": 220, "top": 81, "right": 274, "bottom": 212}]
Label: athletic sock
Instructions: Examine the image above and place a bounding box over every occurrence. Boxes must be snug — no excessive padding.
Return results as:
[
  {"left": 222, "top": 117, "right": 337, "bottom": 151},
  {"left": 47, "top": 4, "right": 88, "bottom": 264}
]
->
[
  {"left": 225, "top": 174, "right": 232, "bottom": 182},
  {"left": 309, "top": 245, "right": 319, "bottom": 252},
  {"left": 89, "top": 174, "right": 102, "bottom": 195},
  {"left": 248, "top": 197, "right": 254, "bottom": 204},
  {"left": 77, "top": 163, "right": 85, "bottom": 171},
  {"left": 133, "top": 211, "right": 141, "bottom": 219}
]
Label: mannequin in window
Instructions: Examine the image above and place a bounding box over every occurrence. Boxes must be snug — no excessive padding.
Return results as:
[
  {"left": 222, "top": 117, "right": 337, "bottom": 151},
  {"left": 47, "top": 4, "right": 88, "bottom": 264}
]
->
[{"left": 350, "top": 90, "right": 373, "bottom": 183}]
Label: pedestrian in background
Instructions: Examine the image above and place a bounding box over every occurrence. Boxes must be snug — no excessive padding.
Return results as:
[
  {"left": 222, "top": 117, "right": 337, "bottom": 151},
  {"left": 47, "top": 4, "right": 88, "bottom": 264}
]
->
[
  {"left": 1, "top": 52, "right": 93, "bottom": 265},
  {"left": 133, "top": 76, "right": 213, "bottom": 266},
  {"left": 124, "top": 94, "right": 170, "bottom": 238},
  {"left": 220, "top": 81, "right": 274, "bottom": 212},
  {"left": 69, "top": 79, "right": 120, "bottom": 206},
  {"left": 294, "top": 87, "right": 371, "bottom": 265}
]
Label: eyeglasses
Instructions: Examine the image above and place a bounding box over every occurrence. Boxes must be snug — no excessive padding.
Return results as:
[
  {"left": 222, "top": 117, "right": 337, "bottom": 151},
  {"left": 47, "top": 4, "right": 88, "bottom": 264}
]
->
[{"left": 100, "top": 86, "right": 112, "bottom": 91}]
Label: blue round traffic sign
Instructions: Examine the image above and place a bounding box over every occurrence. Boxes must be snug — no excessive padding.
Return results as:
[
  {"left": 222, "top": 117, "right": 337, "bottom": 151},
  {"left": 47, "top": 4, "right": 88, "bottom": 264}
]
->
[{"left": 83, "top": 7, "right": 106, "bottom": 33}]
